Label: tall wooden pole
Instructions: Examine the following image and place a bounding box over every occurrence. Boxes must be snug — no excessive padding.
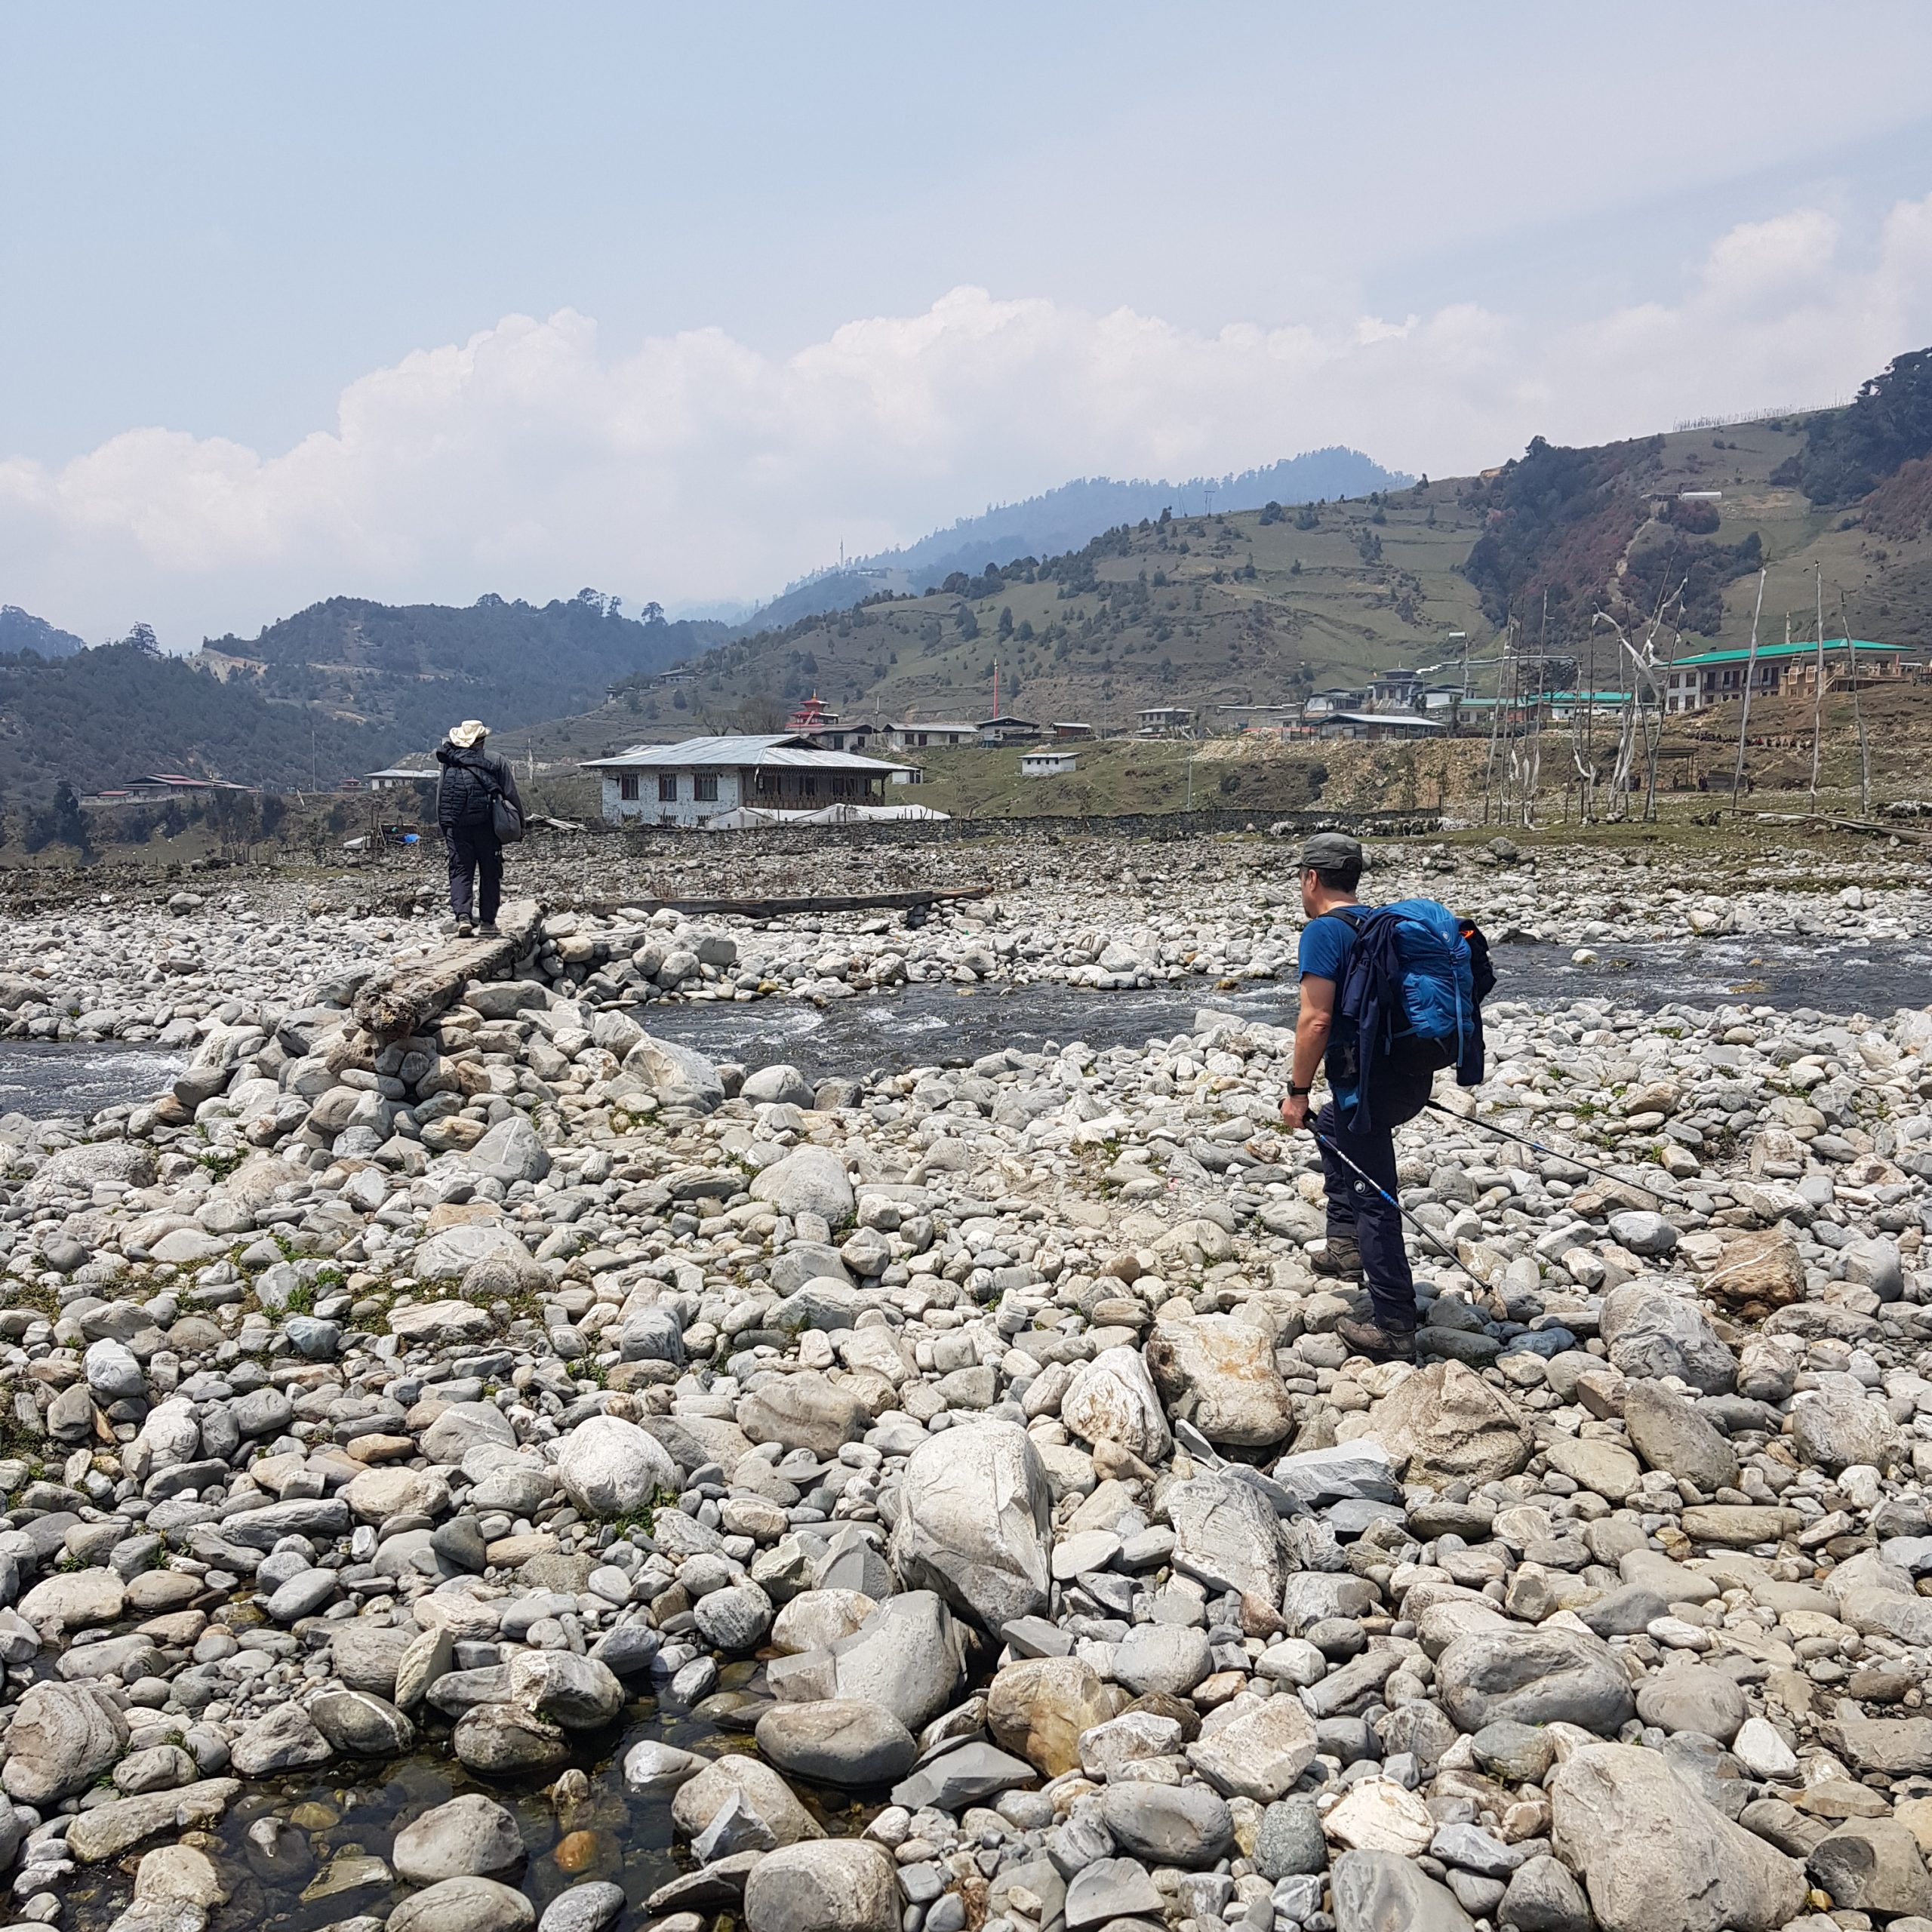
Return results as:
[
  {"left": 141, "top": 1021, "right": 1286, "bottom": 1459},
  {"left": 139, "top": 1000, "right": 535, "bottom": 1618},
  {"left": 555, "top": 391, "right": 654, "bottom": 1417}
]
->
[
  {"left": 1808, "top": 565, "right": 1826, "bottom": 807},
  {"left": 1843, "top": 589, "right": 1871, "bottom": 817},
  {"left": 1729, "top": 568, "right": 1767, "bottom": 813},
  {"left": 1481, "top": 620, "right": 1509, "bottom": 825}
]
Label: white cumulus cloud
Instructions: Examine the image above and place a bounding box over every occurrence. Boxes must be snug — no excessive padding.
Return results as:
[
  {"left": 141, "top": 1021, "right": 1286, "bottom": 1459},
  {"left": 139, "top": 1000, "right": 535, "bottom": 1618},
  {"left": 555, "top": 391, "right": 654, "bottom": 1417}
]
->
[{"left": 5, "top": 195, "right": 1932, "bottom": 648}]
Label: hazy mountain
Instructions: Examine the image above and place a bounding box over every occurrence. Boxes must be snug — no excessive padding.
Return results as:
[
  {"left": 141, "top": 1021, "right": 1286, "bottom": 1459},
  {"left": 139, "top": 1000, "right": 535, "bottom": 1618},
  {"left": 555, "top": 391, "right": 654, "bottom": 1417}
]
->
[
  {"left": 726, "top": 572, "right": 905, "bottom": 638},
  {"left": 0, "top": 605, "right": 88, "bottom": 660},
  {"left": 860, "top": 448, "right": 1411, "bottom": 583},
  {"left": 719, "top": 448, "right": 1411, "bottom": 638}
]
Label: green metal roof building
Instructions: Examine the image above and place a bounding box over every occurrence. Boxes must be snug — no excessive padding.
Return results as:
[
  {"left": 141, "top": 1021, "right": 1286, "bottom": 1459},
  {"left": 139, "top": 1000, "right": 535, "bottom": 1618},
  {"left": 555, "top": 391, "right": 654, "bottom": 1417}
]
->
[{"left": 1664, "top": 638, "right": 1909, "bottom": 712}]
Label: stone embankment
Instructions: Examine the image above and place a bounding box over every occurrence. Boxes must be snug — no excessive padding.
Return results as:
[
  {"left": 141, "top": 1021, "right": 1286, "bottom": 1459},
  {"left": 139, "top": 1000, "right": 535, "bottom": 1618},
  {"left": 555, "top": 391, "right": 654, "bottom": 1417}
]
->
[{"left": 0, "top": 836, "right": 1925, "bottom": 1931}]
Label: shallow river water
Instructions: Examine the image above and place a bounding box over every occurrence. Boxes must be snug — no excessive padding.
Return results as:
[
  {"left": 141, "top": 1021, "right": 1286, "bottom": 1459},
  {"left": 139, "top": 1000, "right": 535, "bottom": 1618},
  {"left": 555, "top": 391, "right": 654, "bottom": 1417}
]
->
[
  {"left": 642, "top": 934, "right": 1932, "bottom": 1079},
  {"left": 64, "top": 1682, "right": 871, "bottom": 1931},
  {"left": 0, "top": 936, "right": 1927, "bottom": 1122}
]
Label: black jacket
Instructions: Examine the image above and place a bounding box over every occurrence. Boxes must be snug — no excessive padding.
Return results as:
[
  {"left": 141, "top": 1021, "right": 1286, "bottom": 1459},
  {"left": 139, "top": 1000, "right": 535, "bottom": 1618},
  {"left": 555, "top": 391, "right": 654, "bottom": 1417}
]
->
[{"left": 435, "top": 742, "right": 524, "bottom": 831}]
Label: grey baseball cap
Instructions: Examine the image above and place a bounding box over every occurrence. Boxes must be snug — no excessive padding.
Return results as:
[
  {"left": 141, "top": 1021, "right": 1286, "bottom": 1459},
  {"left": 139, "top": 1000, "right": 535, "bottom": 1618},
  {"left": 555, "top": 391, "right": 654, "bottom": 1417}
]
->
[{"left": 1300, "top": 831, "right": 1364, "bottom": 872}]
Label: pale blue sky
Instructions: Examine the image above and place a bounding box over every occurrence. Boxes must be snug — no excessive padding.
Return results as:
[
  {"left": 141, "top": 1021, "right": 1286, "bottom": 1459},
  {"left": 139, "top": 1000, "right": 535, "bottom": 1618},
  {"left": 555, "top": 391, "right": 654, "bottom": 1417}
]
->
[{"left": 5, "top": 2, "right": 1932, "bottom": 640}]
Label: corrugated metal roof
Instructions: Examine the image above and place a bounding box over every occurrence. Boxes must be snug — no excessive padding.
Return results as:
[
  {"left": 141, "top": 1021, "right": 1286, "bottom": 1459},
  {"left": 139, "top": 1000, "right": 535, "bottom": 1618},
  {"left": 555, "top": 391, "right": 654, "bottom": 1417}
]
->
[
  {"left": 1671, "top": 638, "right": 1895, "bottom": 669},
  {"left": 584, "top": 733, "right": 801, "bottom": 764},
  {"left": 1325, "top": 712, "right": 1446, "bottom": 730},
  {"left": 580, "top": 732, "right": 907, "bottom": 774}
]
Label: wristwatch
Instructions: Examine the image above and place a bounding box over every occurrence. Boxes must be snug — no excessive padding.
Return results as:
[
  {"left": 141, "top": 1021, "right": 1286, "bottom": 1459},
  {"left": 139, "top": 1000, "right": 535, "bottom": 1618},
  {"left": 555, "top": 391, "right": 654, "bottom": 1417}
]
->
[{"left": 1286, "top": 1082, "right": 1313, "bottom": 1097}]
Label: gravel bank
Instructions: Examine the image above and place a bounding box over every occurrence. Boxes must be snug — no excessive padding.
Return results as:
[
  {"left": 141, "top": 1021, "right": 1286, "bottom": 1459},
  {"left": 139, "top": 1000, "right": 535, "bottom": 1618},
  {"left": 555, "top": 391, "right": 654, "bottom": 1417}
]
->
[{"left": 0, "top": 832, "right": 1927, "bottom": 1932}]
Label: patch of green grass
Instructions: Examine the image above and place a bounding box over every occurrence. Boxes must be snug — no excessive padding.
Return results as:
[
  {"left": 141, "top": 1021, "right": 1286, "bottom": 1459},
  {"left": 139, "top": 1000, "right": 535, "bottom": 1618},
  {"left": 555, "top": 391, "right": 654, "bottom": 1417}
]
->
[
  {"left": 605, "top": 1483, "right": 682, "bottom": 1543},
  {"left": 0, "top": 1404, "right": 48, "bottom": 1469}
]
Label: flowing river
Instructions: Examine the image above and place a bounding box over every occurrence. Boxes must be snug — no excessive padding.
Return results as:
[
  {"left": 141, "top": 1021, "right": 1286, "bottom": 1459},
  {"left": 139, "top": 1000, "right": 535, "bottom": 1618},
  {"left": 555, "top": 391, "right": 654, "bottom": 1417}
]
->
[{"left": 2, "top": 935, "right": 1929, "bottom": 1122}]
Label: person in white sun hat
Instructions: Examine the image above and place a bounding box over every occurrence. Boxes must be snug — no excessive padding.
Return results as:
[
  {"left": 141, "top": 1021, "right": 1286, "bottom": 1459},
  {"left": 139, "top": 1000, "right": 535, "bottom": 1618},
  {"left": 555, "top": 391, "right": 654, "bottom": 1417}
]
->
[{"left": 435, "top": 719, "right": 524, "bottom": 937}]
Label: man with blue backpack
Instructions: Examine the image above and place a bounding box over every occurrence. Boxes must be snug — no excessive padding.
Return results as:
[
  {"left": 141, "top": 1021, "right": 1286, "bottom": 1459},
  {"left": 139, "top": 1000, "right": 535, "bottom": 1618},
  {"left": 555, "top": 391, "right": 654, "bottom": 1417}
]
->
[{"left": 1278, "top": 832, "right": 1494, "bottom": 1361}]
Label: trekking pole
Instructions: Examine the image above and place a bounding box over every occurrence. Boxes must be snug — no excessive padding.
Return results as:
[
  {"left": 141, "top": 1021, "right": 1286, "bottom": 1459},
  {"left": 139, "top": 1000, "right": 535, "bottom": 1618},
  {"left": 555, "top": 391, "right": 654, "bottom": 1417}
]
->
[
  {"left": 1423, "top": 1100, "right": 1672, "bottom": 1204},
  {"left": 1310, "top": 1127, "right": 1501, "bottom": 1307}
]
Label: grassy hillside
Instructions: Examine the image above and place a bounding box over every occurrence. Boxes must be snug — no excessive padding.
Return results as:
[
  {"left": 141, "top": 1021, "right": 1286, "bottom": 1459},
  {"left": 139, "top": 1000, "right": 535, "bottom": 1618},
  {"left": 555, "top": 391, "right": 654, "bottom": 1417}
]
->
[
  {"left": 622, "top": 495, "right": 1497, "bottom": 731},
  {"left": 627, "top": 352, "right": 1932, "bottom": 736},
  {"left": 855, "top": 448, "right": 1411, "bottom": 584}
]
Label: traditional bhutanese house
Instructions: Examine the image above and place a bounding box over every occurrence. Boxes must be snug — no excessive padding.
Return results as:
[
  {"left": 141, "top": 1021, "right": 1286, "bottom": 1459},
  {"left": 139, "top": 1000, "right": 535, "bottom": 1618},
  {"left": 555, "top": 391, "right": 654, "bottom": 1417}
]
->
[
  {"left": 579, "top": 734, "right": 912, "bottom": 827},
  {"left": 1663, "top": 638, "right": 1909, "bottom": 713}
]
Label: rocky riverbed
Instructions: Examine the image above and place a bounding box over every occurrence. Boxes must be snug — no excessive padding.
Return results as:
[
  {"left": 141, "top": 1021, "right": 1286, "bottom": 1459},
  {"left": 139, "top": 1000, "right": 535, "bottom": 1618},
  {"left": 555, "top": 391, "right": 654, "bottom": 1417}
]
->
[
  {"left": 0, "top": 830, "right": 1930, "bottom": 1932},
  {"left": 3, "top": 829, "right": 1930, "bottom": 1044}
]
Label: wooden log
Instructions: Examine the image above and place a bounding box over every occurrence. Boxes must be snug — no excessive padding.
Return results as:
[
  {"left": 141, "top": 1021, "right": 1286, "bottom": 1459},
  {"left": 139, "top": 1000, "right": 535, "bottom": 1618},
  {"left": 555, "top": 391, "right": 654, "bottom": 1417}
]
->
[{"left": 353, "top": 897, "right": 543, "bottom": 1041}]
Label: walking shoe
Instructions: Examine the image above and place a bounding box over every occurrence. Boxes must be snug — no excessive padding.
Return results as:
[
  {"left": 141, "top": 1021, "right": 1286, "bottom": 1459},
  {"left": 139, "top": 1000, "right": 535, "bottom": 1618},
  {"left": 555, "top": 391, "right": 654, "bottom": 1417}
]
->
[
  {"left": 1335, "top": 1315, "right": 1418, "bottom": 1364},
  {"left": 454, "top": 921, "right": 474, "bottom": 938},
  {"left": 1311, "top": 1234, "right": 1363, "bottom": 1280},
  {"left": 478, "top": 922, "right": 500, "bottom": 938}
]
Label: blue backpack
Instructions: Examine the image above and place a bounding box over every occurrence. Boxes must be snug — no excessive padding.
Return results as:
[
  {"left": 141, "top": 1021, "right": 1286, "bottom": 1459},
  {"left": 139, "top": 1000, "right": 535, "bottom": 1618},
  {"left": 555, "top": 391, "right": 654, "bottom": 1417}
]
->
[{"left": 1328, "top": 899, "right": 1492, "bottom": 1124}]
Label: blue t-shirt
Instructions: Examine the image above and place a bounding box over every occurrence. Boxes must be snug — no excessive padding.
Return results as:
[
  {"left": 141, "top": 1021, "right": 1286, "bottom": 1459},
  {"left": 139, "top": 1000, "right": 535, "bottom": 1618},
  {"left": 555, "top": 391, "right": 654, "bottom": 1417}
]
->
[{"left": 1298, "top": 908, "right": 1361, "bottom": 1077}]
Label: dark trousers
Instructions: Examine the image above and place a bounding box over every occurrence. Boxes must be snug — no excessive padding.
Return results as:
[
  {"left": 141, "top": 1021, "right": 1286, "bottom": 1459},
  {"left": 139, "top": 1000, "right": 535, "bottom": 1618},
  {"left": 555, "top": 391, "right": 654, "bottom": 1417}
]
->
[
  {"left": 1316, "top": 1071, "right": 1432, "bottom": 1329},
  {"left": 445, "top": 825, "right": 503, "bottom": 924}
]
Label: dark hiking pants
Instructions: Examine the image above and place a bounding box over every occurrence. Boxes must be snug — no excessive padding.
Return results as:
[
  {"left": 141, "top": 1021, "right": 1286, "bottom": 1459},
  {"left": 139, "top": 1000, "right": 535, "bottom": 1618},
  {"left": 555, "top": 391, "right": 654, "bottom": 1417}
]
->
[
  {"left": 445, "top": 825, "right": 503, "bottom": 925},
  {"left": 1316, "top": 1070, "right": 1432, "bottom": 1330}
]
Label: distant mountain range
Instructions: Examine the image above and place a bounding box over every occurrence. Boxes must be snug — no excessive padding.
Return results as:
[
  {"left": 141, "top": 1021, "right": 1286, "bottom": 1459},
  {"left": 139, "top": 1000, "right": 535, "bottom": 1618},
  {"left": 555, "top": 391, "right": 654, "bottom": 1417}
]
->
[
  {"left": 861, "top": 448, "right": 1411, "bottom": 579},
  {"left": 721, "top": 448, "right": 1411, "bottom": 634}
]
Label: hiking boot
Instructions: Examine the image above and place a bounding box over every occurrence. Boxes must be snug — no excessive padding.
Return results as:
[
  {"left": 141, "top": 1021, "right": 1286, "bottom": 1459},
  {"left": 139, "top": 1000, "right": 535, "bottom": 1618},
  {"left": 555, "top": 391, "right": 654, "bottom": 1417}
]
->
[
  {"left": 1336, "top": 1315, "right": 1418, "bottom": 1364},
  {"left": 478, "top": 922, "right": 500, "bottom": 938},
  {"left": 1311, "top": 1234, "right": 1363, "bottom": 1280},
  {"left": 453, "top": 921, "right": 474, "bottom": 938}
]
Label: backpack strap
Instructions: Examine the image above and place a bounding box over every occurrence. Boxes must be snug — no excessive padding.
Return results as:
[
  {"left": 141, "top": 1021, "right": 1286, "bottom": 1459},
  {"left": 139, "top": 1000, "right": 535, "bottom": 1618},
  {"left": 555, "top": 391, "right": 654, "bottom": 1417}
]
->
[{"left": 464, "top": 753, "right": 508, "bottom": 802}]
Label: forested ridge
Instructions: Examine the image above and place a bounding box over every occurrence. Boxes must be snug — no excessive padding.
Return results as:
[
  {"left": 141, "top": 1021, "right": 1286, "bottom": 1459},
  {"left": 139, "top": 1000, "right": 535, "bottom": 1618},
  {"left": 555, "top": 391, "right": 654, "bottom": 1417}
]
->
[{"left": 0, "top": 591, "right": 718, "bottom": 798}]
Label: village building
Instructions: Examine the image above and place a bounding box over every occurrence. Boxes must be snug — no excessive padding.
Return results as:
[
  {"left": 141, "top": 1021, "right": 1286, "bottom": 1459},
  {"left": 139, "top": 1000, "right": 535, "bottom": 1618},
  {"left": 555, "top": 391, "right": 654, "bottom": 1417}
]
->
[
  {"left": 1136, "top": 706, "right": 1193, "bottom": 737},
  {"left": 121, "top": 774, "right": 257, "bottom": 800},
  {"left": 781, "top": 694, "right": 888, "bottom": 752},
  {"left": 888, "top": 720, "right": 980, "bottom": 751},
  {"left": 1663, "top": 638, "right": 1910, "bottom": 713},
  {"left": 1020, "top": 749, "right": 1077, "bottom": 778},
  {"left": 1301, "top": 688, "right": 1366, "bottom": 721},
  {"left": 1365, "top": 669, "right": 1427, "bottom": 711},
  {"left": 1314, "top": 710, "right": 1448, "bottom": 741},
  {"left": 364, "top": 766, "right": 437, "bottom": 792},
  {"left": 580, "top": 733, "right": 911, "bottom": 828},
  {"left": 977, "top": 714, "right": 1043, "bottom": 745}
]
